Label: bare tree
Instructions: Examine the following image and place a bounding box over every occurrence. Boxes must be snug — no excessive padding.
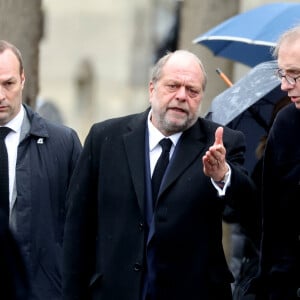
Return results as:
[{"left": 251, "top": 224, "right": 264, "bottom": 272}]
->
[{"left": 0, "top": 0, "right": 43, "bottom": 108}]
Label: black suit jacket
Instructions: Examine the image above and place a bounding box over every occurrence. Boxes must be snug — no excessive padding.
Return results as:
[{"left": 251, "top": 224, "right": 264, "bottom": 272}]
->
[
  {"left": 12, "top": 105, "right": 82, "bottom": 300},
  {"left": 63, "top": 108, "right": 254, "bottom": 300},
  {"left": 0, "top": 211, "right": 29, "bottom": 300},
  {"left": 257, "top": 103, "right": 300, "bottom": 298}
]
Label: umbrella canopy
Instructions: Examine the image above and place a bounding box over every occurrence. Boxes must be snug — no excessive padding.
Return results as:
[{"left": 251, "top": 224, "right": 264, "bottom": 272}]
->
[
  {"left": 205, "top": 60, "right": 286, "bottom": 125},
  {"left": 193, "top": 2, "right": 300, "bottom": 67}
]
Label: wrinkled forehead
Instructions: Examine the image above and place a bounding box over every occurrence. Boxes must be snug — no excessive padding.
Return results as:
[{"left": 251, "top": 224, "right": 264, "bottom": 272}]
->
[
  {"left": 162, "top": 54, "right": 203, "bottom": 82},
  {"left": 0, "top": 49, "right": 21, "bottom": 71},
  {"left": 278, "top": 39, "right": 300, "bottom": 70}
]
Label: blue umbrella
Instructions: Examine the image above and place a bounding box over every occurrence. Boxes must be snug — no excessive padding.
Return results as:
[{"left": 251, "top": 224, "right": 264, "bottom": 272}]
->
[{"left": 193, "top": 2, "right": 300, "bottom": 67}]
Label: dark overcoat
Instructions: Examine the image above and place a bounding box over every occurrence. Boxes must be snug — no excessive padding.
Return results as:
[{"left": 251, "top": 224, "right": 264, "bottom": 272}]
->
[
  {"left": 13, "top": 104, "right": 82, "bottom": 300},
  {"left": 258, "top": 103, "right": 300, "bottom": 299},
  {"left": 0, "top": 211, "right": 29, "bottom": 300},
  {"left": 63, "top": 108, "right": 254, "bottom": 300}
]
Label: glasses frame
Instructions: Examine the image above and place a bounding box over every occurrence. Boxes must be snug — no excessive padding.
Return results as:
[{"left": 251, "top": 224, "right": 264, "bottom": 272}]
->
[{"left": 276, "top": 69, "right": 300, "bottom": 85}]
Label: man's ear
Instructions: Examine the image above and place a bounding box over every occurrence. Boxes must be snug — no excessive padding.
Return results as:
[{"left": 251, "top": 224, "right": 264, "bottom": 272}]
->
[
  {"left": 21, "top": 71, "right": 25, "bottom": 89},
  {"left": 149, "top": 81, "right": 154, "bottom": 94}
]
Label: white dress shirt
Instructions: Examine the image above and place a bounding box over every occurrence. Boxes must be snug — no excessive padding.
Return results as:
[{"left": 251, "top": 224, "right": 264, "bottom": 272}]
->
[
  {"left": 147, "top": 110, "right": 231, "bottom": 196},
  {"left": 2, "top": 105, "right": 24, "bottom": 209},
  {"left": 147, "top": 111, "right": 182, "bottom": 176}
]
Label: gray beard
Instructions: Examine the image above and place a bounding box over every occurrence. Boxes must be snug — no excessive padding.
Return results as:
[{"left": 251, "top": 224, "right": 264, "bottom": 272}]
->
[{"left": 158, "top": 114, "right": 197, "bottom": 135}]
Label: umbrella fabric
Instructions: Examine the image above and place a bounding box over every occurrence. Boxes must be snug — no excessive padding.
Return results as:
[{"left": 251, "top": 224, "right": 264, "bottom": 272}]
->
[
  {"left": 193, "top": 3, "right": 300, "bottom": 67},
  {"left": 205, "top": 60, "right": 285, "bottom": 126},
  {"left": 226, "top": 93, "right": 289, "bottom": 174},
  {"left": 205, "top": 60, "right": 288, "bottom": 174}
]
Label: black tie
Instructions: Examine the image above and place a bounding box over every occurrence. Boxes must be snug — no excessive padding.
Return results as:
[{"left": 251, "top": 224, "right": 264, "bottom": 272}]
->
[
  {"left": 0, "top": 127, "right": 11, "bottom": 220},
  {"left": 152, "top": 138, "right": 172, "bottom": 205}
]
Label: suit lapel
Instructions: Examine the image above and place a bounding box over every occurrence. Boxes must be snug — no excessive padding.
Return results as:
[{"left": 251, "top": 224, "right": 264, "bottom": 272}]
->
[
  {"left": 11, "top": 112, "right": 30, "bottom": 217},
  {"left": 158, "top": 120, "right": 210, "bottom": 199},
  {"left": 122, "top": 114, "right": 213, "bottom": 225},
  {"left": 123, "top": 110, "right": 149, "bottom": 217}
]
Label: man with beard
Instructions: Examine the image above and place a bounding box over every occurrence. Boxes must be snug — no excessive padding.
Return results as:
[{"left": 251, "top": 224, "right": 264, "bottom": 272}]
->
[{"left": 63, "top": 50, "right": 254, "bottom": 300}]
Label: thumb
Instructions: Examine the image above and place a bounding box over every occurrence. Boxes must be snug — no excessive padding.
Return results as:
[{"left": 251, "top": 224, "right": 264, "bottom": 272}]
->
[{"left": 215, "top": 126, "right": 224, "bottom": 146}]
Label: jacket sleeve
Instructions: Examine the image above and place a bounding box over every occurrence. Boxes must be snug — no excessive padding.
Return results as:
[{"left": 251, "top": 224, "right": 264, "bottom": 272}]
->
[
  {"left": 222, "top": 128, "right": 257, "bottom": 214},
  {"left": 68, "top": 128, "right": 83, "bottom": 174},
  {"left": 63, "top": 125, "right": 99, "bottom": 300}
]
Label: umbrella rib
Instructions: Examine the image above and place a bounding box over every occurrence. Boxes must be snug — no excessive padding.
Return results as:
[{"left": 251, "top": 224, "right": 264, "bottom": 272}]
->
[{"left": 193, "top": 35, "right": 276, "bottom": 47}]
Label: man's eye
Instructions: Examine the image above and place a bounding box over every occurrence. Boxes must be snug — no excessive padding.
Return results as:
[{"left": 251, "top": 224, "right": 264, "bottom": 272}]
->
[
  {"left": 188, "top": 89, "right": 200, "bottom": 97},
  {"left": 289, "top": 70, "right": 300, "bottom": 76},
  {"left": 167, "top": 84, "right": 177, "bottom": 90}
]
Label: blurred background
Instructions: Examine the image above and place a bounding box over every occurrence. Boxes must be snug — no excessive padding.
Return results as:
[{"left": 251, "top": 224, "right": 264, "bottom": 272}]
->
[
  {"left": 0, "top": 0, "right": 298, "bottom": 259},
  {"left": 1, "top": 0, "right": 297, "bottom": 140}
]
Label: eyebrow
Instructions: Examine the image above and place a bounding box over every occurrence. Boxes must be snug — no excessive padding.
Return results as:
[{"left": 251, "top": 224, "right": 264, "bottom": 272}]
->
[
  {"left": 0, "top": 76, "right": 16, "bottom": 82},
  {"left": 279, "top": 66, "right": 300, "bottom": 73}
]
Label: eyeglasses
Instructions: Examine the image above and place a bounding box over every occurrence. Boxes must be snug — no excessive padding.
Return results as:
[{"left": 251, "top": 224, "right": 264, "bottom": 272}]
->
[{"left": 275, "top": 69, "right": 300, "bottom": 85}]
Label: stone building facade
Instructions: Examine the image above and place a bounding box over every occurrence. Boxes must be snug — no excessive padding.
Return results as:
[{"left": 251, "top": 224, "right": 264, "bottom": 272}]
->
[{"left": 39, "top": 0, "right": 298, "bottom": 140}]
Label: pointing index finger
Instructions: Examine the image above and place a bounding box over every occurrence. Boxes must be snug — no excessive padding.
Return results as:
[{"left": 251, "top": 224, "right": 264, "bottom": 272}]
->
[{"left": 215, "top": 126, "right": 224, "bottom": 146}]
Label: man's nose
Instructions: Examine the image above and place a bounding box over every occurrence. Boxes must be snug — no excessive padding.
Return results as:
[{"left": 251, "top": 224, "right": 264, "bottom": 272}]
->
[
  {"left": 176, "top": 86, "right": 187, "bottom": 99},
  {"left": 0, "top": 86, "right": 5, "bottom": 100},
  {"left": 281, "top": 77, "right": 294, "bottom": 91}
]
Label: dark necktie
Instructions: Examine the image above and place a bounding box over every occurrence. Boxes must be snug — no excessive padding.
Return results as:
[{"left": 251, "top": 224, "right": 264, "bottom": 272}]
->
[
  {"left": 151, "top": 138, "right": 172, "bottom": 205},
  {"left": 0, "top": 127, "right": 11, "bottom": 220}
]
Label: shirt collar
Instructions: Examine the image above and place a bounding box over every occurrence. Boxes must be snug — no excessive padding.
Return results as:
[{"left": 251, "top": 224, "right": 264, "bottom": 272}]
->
[
  {"left": 147, "top": 109, "right": 182, "bottom": 151},
  {"left": 4, "top": 105, "right": 25, "bottom": 133}
]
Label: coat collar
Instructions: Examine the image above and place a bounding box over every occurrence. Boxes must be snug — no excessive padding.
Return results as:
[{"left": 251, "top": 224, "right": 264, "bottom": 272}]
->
[
  {"left": 159, "top": 119, "right": 210, "bottom": 199},
  {"left": 123, "top": 109, "right": 213, "bottom": 213},
  {"left": 23, "top": 104, "right": 49, "bottom": 138},
  {"left": 123, "top": 109, "right": 149, "bottom": 214}
]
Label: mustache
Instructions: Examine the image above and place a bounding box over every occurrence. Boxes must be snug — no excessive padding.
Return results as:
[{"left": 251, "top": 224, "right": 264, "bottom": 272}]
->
[{"left": 167, "top": 106, "right": 188, "bottom": 114}]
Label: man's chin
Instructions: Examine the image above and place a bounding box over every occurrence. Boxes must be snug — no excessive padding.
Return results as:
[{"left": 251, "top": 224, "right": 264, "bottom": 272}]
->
[
  {"left": 165, "top": 117, "right": 196, "bottom": 133},
  {"left": 0, "top": 112, "right": 10, "bottom": 126},
  {"left": 295, "top": 102, "right": 300, "bottom": 110}
]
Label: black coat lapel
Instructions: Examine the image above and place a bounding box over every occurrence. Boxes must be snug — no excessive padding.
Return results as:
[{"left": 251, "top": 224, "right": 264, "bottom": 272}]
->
[
  {"left": 123, "top": 110, "right": 149, "bottom": 216},
  {"left": 160, "top": 119, "right": 211, "bottom": 197}
]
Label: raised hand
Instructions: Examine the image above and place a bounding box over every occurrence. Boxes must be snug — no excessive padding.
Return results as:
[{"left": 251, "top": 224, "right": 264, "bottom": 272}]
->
[{"left": 202, "top": 126, "right": 229, "bottom": 182}]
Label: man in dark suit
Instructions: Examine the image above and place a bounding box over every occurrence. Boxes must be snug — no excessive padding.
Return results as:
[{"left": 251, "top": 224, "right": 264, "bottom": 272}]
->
[
  {"left": 0, "top": 211, "right": 29, "bottom": 300},
  {"left": 251, "top": 25, "right": 300, "bottom": 299},
  {"left": 63, "top": 50, "right": 255, "bottom": 300},
  {"left": 0, "top": 40, "right": 82, "bottom": 300}
]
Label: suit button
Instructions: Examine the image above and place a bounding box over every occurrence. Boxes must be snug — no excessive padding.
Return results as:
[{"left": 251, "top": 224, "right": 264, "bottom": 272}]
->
[
  {"left": 297, "top": 288, "right": 300, "bottom": 297},
  {"left": 133, "top": 262, "right": 142, "bottom": 272},
  {"left": 138, "top": 222, "right": 144, "bottom": 231}
]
